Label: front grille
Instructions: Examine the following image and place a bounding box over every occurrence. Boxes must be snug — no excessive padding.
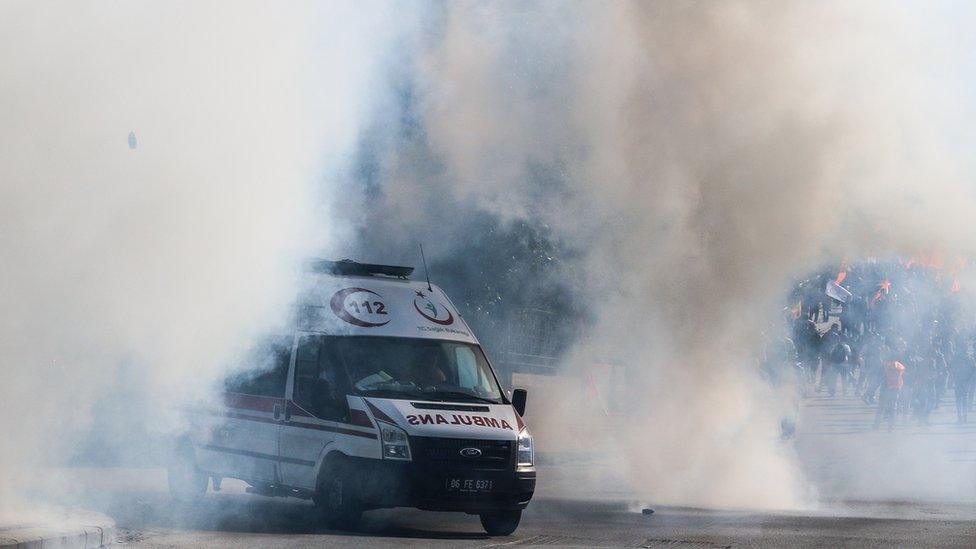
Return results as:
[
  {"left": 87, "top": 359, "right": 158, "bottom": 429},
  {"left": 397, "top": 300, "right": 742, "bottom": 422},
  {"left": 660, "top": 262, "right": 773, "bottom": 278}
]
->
[{"left": 412, "top": 437, "right": 514, "bottom": 470}]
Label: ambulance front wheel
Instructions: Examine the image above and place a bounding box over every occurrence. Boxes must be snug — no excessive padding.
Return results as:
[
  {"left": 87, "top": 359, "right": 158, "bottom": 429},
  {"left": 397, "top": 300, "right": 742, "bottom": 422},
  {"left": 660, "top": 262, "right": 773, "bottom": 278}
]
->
[
  {"left": 167, "top": 442, "right": 207, "bottom": 501},
  {"left": 480, "top": 509, "right": 522, "bottom": 536},
  {"left": 313, "top": 458, "right": 363, "bottom": 529}
]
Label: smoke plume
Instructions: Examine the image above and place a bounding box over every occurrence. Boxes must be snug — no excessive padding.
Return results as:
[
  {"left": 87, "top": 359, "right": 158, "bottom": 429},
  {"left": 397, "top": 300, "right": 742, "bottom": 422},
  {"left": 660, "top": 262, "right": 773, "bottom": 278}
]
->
[
  {"left": 349, "top": 1, "right": 976, "bottom": 508},
  {"left": 5, "top": 0, "right": 976, "bottom": 519},
  {"left": 0, "top": 1, "right": 389, "bottom": 512}
]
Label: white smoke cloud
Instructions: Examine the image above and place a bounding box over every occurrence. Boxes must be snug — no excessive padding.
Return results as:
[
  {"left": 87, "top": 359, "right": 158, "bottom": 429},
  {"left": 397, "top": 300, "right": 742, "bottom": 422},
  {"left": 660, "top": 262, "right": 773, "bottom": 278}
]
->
[
  {"left": 353, "top": 0, "right": 976, "bottom": 508},
  {"left": 5, "top": 0, "right": 976, "bottom": 520},
  {"left": 0, "top": 1, "right": 391, "bottom": 511}
]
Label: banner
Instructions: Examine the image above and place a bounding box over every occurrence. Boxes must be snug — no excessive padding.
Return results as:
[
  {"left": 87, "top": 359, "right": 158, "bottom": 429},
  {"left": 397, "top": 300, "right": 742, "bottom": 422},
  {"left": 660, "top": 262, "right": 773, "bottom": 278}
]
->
[{"left": 825, "top": 280, "right": 852, "bottom": 303}]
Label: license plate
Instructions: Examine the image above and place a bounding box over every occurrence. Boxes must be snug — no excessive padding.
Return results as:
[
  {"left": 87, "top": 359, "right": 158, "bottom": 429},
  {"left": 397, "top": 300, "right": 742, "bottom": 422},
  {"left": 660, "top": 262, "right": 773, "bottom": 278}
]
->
[{"left": 445, "top": 478, "right": 494, "bottom": 493}]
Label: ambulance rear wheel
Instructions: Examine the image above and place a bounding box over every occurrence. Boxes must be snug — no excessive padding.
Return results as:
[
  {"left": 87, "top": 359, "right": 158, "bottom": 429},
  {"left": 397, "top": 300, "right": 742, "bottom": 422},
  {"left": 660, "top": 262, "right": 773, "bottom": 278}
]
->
[
  {"left": 167, "top": 442, "right": 207, "bottom": 501},
  {"left": 480, "top": 509, "right": 522, "bottom": 536},
  {"left": 313, "top": 459, "right": 363, "bottom": 529}
]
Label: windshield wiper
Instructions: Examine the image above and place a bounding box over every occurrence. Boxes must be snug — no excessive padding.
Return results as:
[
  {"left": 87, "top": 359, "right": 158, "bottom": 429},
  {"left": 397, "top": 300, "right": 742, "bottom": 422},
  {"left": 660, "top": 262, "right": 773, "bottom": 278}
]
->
[
  {"left": 360, "top": 388, "right": 423, "bottom": 399},
  {"left": 423, "top": 390, "right": 500, "bottom": 404}
]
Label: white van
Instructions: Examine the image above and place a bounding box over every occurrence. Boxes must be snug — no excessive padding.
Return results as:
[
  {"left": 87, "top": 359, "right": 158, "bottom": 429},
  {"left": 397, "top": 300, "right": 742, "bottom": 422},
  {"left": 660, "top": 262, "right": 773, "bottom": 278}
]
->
[{"left": 168, "top": 259, "right": 536, "bottom": 535}]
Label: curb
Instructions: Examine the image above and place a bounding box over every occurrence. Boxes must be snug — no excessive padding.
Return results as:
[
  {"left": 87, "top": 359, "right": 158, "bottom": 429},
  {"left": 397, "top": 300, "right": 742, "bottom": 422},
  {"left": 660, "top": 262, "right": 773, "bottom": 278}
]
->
[{"left": 0, "top": 517, "right": 115, "bottom": 549}]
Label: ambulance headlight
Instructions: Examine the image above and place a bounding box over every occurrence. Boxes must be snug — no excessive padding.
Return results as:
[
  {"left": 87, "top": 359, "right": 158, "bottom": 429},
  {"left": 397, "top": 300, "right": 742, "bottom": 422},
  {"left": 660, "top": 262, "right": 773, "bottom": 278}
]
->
[
  {"left": 517, "top": 430, "right": 534, "bottom": 467},
  {"left": 380, "top": 423, "right": 411, "bottom": 461}
]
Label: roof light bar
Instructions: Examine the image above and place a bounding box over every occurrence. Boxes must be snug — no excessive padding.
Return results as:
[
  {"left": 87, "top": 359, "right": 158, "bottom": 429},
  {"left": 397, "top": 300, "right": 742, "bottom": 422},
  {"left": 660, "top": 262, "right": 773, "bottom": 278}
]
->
[{"left": 308, "top": 258, "right": 414, "bottom": 278}]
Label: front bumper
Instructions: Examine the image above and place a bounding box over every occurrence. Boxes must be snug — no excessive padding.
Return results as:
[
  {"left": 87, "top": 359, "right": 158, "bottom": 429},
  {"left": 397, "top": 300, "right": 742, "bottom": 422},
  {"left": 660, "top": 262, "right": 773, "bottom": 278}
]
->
[{"left": 350, "top": 457, "right": 536, "bottom": 512}]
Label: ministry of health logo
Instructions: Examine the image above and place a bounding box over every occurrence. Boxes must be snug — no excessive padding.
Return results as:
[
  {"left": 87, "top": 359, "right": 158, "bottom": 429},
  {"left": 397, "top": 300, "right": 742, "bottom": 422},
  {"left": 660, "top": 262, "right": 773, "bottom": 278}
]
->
[{"left": 413, "top": 290, "right": 454, "bottom": 325}]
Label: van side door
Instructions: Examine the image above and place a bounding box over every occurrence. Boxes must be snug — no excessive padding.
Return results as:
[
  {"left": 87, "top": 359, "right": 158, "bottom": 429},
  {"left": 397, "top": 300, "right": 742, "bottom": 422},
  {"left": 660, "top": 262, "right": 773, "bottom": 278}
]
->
[
  {"left": 206, "top": 337, "right": 292, "bottom": 484},
  {"left": 277, "top": 334, "right": 347, "bottom": 489}
]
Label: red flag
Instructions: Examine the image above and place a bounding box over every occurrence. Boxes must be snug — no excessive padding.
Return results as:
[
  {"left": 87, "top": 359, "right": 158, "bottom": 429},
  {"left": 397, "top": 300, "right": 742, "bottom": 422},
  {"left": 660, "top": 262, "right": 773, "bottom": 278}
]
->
[
  {"left": 835, "top": 258, "right": 849, "bottom": 285},
  {"left": 870, "top": 280, "right": 890, "bottom": 309}
]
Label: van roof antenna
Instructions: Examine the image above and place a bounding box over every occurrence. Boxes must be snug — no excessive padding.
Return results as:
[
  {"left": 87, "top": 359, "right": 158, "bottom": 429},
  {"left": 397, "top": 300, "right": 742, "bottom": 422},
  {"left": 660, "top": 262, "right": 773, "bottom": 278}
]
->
[{"left": 420, "top": 244, "right": 433, "bottom": 292}]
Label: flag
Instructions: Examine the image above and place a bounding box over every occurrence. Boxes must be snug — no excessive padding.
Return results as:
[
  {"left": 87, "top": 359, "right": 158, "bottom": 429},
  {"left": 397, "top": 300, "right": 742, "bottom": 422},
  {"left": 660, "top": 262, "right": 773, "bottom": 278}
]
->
[
  {"left": 870, "top": 280, "right": 890, "bottom": 309},
  {"left": 826, "top": 280, "right": 852, "bottom": 303}
]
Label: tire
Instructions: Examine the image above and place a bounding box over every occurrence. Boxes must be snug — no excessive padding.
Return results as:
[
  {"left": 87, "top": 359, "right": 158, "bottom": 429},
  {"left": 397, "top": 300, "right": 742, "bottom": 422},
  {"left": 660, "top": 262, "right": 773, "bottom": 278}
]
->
[
  {"left": 313, "top": 458, "right": 363, "bottom": 530},
  {"left": 480, "top": 509, "right": 522, "bottom": 536},
  {"left": 167, "top": 442, "right": 208, "bottom": 501}
]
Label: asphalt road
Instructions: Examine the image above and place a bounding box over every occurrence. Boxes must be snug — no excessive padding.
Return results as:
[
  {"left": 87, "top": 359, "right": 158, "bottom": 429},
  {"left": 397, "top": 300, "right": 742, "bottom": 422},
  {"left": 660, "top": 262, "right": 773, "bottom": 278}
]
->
[
  {"left": 104, "top": 493, "right": 976, "bottom": 548},
  {"left": 40, "top": 391, "right": 976, "bottom": 547}
]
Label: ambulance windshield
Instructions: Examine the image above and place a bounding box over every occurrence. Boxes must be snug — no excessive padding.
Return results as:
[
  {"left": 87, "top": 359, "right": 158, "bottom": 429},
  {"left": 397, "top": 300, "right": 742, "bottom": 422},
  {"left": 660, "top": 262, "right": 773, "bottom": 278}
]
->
[{"left": 309, "top": 336, "right": 505, "bottom": 404}]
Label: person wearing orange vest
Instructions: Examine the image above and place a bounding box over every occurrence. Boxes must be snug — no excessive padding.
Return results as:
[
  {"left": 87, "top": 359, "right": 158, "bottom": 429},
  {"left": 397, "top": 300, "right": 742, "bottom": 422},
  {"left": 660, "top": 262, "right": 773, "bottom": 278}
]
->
[{"left": 873, "top": 357, "right": 905, "bottom": 432}]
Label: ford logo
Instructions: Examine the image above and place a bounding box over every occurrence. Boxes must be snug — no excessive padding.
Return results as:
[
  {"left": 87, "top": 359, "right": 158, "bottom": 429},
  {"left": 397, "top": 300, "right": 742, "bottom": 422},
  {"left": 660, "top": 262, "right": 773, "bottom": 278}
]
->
[{"left": 459, "top": 447, "right": 482, "bottom": 458}]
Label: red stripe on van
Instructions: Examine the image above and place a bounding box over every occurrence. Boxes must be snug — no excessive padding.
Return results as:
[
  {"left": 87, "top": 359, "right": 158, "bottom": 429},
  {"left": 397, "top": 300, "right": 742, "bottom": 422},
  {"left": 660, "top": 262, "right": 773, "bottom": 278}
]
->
[
  {"left": 284, "top": 402, "right": 377, "bottom": 438},
  {"left": 365, "top": 399, "right": 397, "bottom": 425},
  {"left": 286, "top": 420, "right": 378, "bottom": 440},
  {"left": 224, "top": 411, "right": 279, "bottom": 426},
  {"left": 336, "top": 426, "right": 378, "bottom": 439},
  {"left": 222, "top": 412, "right": 378, "bottom": 440},
  {"left": 220, "top": 394, "right": 377, "bottom": 440},
  {"left": 349, "top": 409, "right": 373, "bottom": 428}
]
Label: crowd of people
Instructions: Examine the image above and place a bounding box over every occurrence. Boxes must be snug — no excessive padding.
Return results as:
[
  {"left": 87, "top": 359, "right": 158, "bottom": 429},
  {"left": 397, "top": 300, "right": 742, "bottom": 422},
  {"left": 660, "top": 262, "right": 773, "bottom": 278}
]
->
[{"left": 767, "top": 258, "right": 975, "bottom": 432}]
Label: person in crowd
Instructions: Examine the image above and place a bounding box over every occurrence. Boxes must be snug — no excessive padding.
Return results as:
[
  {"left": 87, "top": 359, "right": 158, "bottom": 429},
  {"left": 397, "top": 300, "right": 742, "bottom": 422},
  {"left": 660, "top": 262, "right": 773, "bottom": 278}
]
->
[
  {"left": 819, "top": 324, "right": 842, "bottom": 393},
  {"left": 793, "top": 315, "right": 822, "bottom": 386},
  {"left": 761, "top": 330, "right": 798, "bottom": 386},
  {"left": 950, "top": 345, "right": 975, "bottom": 423},
  {"left": 802, "top": 280, "right": 822, "bottom": 323},
  {"left": 761, "top": 329, "right": 801, "bottom": 438},
  {"left": 912, "top": 343, "right": 938, "bottom": 425},
  {"left": 782, "top": 258, "right": 975, "bottom": 431},
  {"left": 967, "top": 336, "right": 976, "bottom": 414},
  {"left": 849, "top": 293, "right": 869, "bottom": 337},
  {"left": 929, "top": 333, "right": 949, "bottom": 411},
  {"left": 894, "top": 337, "right": 914, "bottom": 415},
  {"left": 816, "top": 272, "right": 831, "bottom": 323},
  {"left": 874, "top": 353, "right": 905, "bottom": 432},
  {"left": 859, "top": 330, "right": 886, "bottom": 404},
  {"left": 847, "top": 330, "right": 863, "bottom": 393},
  {"left": 825, "top": 336, "right": 852, "bottom": 397}
]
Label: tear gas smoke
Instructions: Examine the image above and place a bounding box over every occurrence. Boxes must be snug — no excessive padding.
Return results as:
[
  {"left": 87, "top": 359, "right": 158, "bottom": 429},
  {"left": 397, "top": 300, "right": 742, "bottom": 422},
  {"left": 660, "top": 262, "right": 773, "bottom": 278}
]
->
[
  {"left": 0, "top": 1, "right": 390, "bottom": 513},
  {"left": 5, "top": 0, "right": 976, "bottom": 522},
  {"left": 348, "top": 1, "right": 976, "bottom": 508}
]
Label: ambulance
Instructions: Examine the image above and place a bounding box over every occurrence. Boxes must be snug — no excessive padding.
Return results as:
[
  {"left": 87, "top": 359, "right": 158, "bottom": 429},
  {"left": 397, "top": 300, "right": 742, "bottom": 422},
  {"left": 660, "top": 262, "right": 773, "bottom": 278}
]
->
[{"left": 168, "top": 259, "right": 536, "bottom": 535}]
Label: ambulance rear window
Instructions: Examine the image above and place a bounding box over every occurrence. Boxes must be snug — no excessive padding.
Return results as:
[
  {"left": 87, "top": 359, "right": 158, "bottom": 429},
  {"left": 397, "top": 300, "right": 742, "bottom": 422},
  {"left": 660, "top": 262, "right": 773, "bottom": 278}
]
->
[{"left": 224, "top": 337, "right": 292, "bottom": 397}]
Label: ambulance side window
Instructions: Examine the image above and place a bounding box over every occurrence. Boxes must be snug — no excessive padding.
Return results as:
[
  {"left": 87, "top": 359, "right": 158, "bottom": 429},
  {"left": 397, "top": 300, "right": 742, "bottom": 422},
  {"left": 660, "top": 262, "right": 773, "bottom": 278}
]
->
[
  {"left": 225, "top": 337, "right": 291, "bottom": 397},
  {"left": 293, "top": 336, "right": 344, "bottom": 420}
]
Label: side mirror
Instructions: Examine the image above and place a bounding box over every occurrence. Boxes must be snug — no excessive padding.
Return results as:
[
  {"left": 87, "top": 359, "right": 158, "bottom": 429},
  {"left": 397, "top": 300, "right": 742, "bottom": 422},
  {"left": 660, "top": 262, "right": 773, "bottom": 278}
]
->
[{"left": 511, "top": 388, "right": 527, "bottom": 417}]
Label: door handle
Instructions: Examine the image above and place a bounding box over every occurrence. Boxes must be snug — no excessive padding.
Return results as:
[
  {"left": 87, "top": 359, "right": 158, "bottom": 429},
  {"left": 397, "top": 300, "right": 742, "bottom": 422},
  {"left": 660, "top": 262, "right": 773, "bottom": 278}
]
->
[
  {"left": 273, "top": 403, "right": 281, "bottom": 420},
  {"left": 283, "top": 403, "right": 292, "bottom": 422}
]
